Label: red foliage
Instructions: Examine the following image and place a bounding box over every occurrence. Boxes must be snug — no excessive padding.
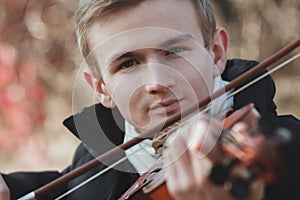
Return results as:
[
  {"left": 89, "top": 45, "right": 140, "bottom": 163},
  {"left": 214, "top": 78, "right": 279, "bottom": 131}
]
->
[{"left": 0, "top": 42, "right": 47, "bottom": 152}]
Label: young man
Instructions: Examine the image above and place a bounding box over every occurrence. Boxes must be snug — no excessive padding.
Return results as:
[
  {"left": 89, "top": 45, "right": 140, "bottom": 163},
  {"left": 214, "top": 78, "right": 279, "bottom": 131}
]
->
[{"left": 1, "top": 0, "right": 300, "bottom": 199}]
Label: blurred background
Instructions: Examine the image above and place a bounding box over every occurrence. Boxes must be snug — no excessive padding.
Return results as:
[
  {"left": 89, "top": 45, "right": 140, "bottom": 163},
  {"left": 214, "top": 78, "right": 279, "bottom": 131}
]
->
[{"left": 0, "top": 0, "right": 299, "bottom": 172}]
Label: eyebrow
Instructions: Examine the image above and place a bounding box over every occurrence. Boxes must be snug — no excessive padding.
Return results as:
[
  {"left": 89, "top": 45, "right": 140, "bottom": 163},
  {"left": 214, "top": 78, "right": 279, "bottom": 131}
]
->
[
  {"left": 107, "top": 34, "right": 195, "bottom": 65},
  {"left": 107, "top": 52, "right": 135, "bottom": 66},
  {"left": 159, "top": 34, "right": 195, "bottom": 49}
]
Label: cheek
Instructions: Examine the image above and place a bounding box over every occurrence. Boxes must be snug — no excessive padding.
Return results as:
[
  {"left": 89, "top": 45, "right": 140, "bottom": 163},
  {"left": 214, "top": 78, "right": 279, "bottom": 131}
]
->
[
  {"left": 174, "top": 50, "right": 214, "bottom": 89},
  {"left": 191, "top": 60, "right": 214, "bottom": 96},
  {"left": 108, "top": 80, "right": 150, "bottom": 128},
  {"left": 186, "top": 72, "right": 213, "bottom": 104},
  {"left": 175, "top": 60, "right": 214, "bottom": 101}
]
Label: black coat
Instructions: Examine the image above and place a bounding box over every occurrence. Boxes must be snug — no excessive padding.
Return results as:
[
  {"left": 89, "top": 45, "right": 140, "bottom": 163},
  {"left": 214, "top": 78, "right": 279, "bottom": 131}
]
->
[{"left": 3, "top": 59, "right": 300, "bottom": 200}]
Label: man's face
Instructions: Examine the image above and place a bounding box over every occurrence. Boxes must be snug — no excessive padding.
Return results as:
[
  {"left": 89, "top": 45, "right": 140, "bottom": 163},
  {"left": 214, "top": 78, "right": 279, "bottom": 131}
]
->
[{"left": 87, "top": 0, "right": 222, "bottom": 131}]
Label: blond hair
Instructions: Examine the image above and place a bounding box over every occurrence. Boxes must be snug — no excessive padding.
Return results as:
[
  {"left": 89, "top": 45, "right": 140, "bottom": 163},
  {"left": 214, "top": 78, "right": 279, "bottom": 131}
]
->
[{"left": 76, "top": 0, "right": 216, "bottom": 76}]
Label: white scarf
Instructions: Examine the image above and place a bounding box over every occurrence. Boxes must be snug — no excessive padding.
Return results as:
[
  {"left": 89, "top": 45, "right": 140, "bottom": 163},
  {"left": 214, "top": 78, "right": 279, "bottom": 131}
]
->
[{"left": 124, "top": 76, "right": 233, "bottom": 174}]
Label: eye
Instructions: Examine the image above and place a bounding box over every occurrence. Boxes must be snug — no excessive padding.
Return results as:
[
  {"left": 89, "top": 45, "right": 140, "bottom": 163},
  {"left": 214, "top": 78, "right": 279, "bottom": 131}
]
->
[
  {"left": 166, "top": 47, "right": 186, "bottom": 56},
  {"left": 119, "top": 59, "right": 140, "bottom": 69}
]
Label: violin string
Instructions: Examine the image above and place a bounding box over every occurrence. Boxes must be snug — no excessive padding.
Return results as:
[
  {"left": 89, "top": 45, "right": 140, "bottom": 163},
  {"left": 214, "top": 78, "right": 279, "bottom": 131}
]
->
[{"left": 55, "top": 52, "right": 300, "bottom": 199}]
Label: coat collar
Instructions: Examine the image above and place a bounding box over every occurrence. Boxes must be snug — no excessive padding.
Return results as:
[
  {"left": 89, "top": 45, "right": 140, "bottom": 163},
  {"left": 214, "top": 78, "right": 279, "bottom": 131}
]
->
[{"left": 63, "top": 103, "right": 125, "bottom": 154}]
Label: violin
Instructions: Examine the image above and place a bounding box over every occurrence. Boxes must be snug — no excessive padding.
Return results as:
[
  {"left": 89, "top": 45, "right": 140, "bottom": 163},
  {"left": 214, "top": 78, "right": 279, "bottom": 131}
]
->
[
  {"left": 118, "top": 103, "right": 291, "bottom": 200},
  {"left": 18, "top": 39, "right": 300, "bottom": 200}
]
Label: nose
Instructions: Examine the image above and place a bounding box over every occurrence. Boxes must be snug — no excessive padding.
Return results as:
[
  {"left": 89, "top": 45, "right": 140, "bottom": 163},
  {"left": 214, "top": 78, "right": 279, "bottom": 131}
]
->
[{"left": 145, "top": 64, "right": 176, "bottom": 94}]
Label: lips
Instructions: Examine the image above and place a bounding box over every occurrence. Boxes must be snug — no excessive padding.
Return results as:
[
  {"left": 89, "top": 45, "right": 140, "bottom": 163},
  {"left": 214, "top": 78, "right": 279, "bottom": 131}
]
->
[{"left": 150, "top": 99, "right": 180, "bottom": 114}]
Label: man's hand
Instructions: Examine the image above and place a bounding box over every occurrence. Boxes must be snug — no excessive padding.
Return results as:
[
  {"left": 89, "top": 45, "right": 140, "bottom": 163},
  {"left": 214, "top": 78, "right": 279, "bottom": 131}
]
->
[
  {"left": 163, "top": 117, "right": 265, "bottom": 200},
  {"left": 0, "top": 175, "right": 10, "bottom": 200}
]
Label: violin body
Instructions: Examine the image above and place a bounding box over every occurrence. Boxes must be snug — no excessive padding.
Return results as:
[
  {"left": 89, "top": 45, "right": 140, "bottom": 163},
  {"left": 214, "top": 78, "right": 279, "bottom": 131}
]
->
[
  {"left": 119, "top": 104, "right": 291, "bottom": 200},
  {"left": 119, "top": 166, "right": 172, "bottom": 200}
]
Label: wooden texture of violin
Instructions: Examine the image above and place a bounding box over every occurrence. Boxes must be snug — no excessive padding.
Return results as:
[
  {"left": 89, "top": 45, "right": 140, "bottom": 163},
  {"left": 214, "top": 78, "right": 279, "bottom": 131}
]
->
[
  {"left": 220, "top": 104, "right": 288, "bottom": 183},
  {"left": 118, "top": 161, "right": 173, "bottom": 200},
  {"left": 222, "top": 103, "right": 259, "bottom": 130},
  {"left": 119, "top": 104, "right": 291, "bottom": 200}
]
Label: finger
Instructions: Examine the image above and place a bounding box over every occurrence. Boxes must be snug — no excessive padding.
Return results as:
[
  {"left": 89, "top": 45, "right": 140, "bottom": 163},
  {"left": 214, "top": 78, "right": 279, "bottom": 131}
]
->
[
  {"left": 247, "top": 179, "right": 265, "bottom": 200},
  {"left": 189, "top": 150, "right": 212, "bottom": 199},
  {"left": 188, "top": 154, "right": 235, "bottom": 200},
  {"left": 231, "top": 122, "right": 249, "bottom": 135},
  {"left": 189, "top": 119, "right": 223, "bottom": 163},
  {"left": 164, "top": 134, "right": 197, "bottom": 198},
  {"left": 190, "top": 152, "right": 212, "bottom": 184}
]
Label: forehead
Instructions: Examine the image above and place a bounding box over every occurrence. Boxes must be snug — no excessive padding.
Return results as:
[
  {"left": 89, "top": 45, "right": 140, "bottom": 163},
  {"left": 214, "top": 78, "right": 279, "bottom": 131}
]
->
[{"left": 87, "top": 0, "right": 205, "bottom": 68}]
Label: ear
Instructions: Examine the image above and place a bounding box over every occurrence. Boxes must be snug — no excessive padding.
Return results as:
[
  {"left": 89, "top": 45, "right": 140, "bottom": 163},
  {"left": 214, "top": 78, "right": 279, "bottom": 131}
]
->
[
  {"left": 83, "top": 70, "right": 116, "bottom": 108},
  {"left": 211, "top": 27, "right": 229, "bottom": 76}
]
